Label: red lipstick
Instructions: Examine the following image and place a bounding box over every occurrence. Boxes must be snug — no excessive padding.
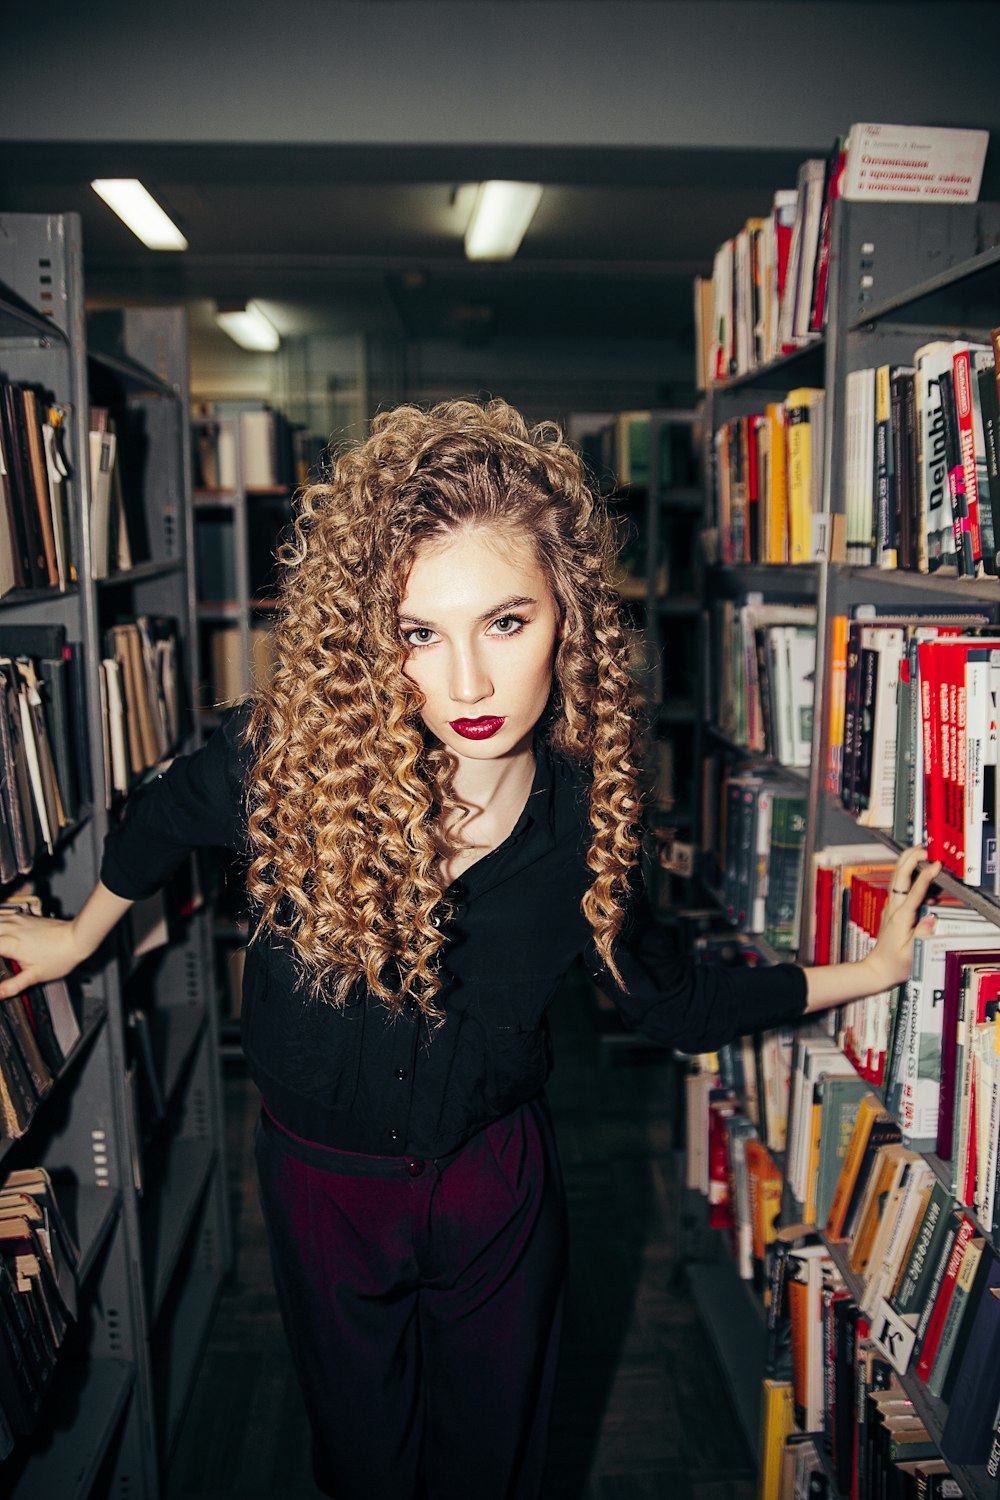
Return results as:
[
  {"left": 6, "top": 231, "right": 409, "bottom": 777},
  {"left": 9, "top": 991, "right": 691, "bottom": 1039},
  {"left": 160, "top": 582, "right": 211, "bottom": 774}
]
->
[{"left": 449, "top": 716, "right": 506, "bottom": 740}]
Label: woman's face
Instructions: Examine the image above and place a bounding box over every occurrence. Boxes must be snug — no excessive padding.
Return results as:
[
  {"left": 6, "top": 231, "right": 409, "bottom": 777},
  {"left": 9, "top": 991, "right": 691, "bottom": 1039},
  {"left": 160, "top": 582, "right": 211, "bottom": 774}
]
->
[{"left": 399, "top": 526, "right": 561, "bottom": 761}]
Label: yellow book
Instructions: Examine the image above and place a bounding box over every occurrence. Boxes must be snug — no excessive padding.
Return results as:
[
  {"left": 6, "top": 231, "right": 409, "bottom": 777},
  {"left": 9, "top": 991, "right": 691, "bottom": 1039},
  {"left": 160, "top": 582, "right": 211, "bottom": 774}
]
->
[
  {"left": 766, "top": 403, "right": 788, "bottom": 562},
  {"left": 759, "top": 1379, "right": 794, "bottom": 1500},
  {"left": 826, "top": 613, "right": 848, "bottom": 797},
  {"left": 848, "top": 1142, "right": 909, "bottom": 1279},
  {"left": 802, "top": 1091, "right": 823, "bottom": 1228},
  {"left": 874, "top": 364, "right": 897, "bottom": 569},
  {"left": 785, "top": 388, "right": 824, "bottom": 564}
]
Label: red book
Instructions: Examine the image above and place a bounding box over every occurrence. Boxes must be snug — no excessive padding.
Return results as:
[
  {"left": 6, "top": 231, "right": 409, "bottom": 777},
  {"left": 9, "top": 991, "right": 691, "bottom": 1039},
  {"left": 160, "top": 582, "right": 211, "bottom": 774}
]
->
[
  {"left": 745, "top": 416, "right": 760, "bottom": 564},
  {"left": 707, "top": 1092, "right": 738, "bottom": 1229},
  {"left": 810, "top": 142, "right": 847, "bottom": 333},
  {"left": 914, "top": 1214, "right": 976, "bottom": 1382},
  {"left": 917, "top": 641, "right": 945, "bottom": 868},
  {"left": 943, "top": 643, "right": 963, "bottom": 875},
  {"left": 814, "top": 865, "right": 834, "bottom": 966}
]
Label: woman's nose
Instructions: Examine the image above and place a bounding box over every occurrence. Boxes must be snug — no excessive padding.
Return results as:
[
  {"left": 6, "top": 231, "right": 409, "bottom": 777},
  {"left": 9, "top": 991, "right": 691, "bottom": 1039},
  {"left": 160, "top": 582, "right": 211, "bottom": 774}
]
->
[{"left": 449, "top": 645, "right": 493, "bottom": 704}]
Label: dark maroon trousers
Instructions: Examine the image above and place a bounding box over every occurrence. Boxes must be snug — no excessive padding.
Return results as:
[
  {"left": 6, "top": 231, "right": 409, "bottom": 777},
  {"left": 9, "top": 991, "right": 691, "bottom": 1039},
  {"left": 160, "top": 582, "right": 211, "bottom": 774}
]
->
[{"left": 253, "top": 1095, "right": 568, "bottom": 1500}]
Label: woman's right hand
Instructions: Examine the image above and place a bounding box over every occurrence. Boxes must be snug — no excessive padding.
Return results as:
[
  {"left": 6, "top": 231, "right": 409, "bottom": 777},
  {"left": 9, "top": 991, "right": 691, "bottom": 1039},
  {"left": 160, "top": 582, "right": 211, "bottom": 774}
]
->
[{"left": 0, "top": 912, "right": 88, "bottom": 999}]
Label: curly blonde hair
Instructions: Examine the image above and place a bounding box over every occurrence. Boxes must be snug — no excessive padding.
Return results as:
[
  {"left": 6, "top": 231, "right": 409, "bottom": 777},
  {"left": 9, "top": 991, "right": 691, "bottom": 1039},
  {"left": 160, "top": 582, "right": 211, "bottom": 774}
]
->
[{"left": 243, "top": 397, "right": 643, "bottom": 1020}]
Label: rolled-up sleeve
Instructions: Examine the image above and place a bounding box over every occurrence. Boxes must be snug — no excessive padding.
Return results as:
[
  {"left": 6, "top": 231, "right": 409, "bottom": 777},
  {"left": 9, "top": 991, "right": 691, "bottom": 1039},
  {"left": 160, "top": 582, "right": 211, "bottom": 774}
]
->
[
  {"left": 100, "top": 701, "right": 253, "bottom": 901},
  {"left": 598, "top": 895, "right": 808, "bottom": 1053}
]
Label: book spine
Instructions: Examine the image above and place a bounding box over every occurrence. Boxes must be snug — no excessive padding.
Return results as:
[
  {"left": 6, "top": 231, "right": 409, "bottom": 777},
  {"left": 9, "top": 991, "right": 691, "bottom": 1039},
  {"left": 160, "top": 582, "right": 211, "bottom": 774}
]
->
[
  {"left": 938, "top": 369, "right": 975, "bottom": 576},
  {"left": 953, "top": 349, "right": 984, "bottom": 571}
]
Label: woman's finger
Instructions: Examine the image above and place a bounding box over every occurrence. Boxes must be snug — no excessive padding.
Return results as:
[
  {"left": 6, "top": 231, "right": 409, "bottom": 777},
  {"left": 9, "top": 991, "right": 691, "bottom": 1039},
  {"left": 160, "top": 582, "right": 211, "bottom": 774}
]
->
[{"left": 902, "top": 860, "right": 941, "bottom": 916}]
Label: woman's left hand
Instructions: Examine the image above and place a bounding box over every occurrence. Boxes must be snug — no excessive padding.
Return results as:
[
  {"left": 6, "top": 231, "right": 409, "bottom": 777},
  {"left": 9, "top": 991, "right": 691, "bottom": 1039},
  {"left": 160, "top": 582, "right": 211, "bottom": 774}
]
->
[{"left": 864, "top": 847, "right": 941, "bottom": 992}]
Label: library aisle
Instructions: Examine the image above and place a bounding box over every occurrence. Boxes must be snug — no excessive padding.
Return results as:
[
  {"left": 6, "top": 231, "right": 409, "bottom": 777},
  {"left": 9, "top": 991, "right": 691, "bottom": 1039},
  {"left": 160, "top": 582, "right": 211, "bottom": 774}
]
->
[{"left": 165, "top": 965, "right": 754, "bottom": 1500}]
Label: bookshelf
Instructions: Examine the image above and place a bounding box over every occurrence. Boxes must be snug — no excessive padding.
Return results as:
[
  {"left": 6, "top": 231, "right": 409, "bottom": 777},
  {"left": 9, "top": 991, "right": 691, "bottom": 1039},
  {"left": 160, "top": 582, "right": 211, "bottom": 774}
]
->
[
  {"left": 0, "top": 214, "right": 231, "bottom": 1497},
  {"left": 689, "top": 197, "right": 1000, "bottom": 1500}
]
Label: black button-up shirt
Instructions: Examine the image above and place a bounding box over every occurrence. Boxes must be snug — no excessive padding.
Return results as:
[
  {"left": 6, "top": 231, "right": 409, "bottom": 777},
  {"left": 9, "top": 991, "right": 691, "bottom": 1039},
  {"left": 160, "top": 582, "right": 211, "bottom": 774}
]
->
[{"left": 100, "top": 703, "right": 807, "bottom": 1159}]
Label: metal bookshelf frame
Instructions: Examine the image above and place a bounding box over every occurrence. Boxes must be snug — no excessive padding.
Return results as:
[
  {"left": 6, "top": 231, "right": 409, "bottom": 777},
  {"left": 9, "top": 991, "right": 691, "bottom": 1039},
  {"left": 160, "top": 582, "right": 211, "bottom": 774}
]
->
[
  {"left": 0, "top": 215, "right": 231, "bottom": 1498},
  {"left": 691, "top": 198, "right": 1000, "bottom": 1500}
]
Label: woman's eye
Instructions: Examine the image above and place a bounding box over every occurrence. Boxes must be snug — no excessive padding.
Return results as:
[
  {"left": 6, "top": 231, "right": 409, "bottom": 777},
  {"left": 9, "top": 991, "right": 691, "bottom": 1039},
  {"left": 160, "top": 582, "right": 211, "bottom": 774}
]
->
[
  {"left": 405, "top": 627, "right": 437, "bottom": 647},
  {"left": 491, "top": 615, "right": 524, "bottom": 636}
]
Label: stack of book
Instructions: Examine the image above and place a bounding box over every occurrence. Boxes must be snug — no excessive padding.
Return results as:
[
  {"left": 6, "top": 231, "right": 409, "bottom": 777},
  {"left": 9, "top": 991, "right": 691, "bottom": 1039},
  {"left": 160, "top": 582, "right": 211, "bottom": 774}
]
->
[
  {"left": 843, "top": 335, "right": 1000, "bottom": 573},
  {"left": 0, "top": 894, "right": 81, "bottom": 1144},
  {"left": 0, "top": 380, "right": 73, "bottom": 598},
  {"left": 824, "top": 610, "right": 1000, "bottom": 885},
  {"left": 98, "top": 615, "right": 182, "bottom": 805},
  {"left": 717, "top": 771, "right": 810, "bottom": 950},
  {"left": 0, "top": 1167, "right": 81, "bottom": 1459},
  {"left": 696, "top": 123, "right": 989, "bottom": 389},
  {"left": 713, "top": 390, "right": 826, "bottom": 565},
  {"left": 0, "top": 625, "right": 91, "bottom": 876},
  {"left": 712, "top": 599, "right": 817, "bottom": 764}
]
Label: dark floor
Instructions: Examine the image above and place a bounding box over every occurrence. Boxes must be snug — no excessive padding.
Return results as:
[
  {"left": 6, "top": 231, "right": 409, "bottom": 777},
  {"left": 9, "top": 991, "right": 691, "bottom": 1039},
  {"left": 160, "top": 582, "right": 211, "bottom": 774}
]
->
[{"left": 166, "top": 971, "right": 756, "bottom": 1499}]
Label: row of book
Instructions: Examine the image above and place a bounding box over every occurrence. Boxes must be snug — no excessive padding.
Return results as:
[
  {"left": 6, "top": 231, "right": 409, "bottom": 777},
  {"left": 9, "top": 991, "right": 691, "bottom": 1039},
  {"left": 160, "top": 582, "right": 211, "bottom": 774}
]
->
[
  {"left": 688, "top": 1057, "right": 1000, "bottom": 1485},
  {"left": 0, "top": 891, "right": 82, "bottom": 1143},
  {"left": 712, "top": 599, "right": 816, "bottom": 765},
  {"left": 825, "top": 613, "right": 1000, "bottom": 884},
  {"left": 98, "top": 615, "right": 182, "bottom": 806},
  {"left": 712, "top": 390, "right": 826, "bottom": 566},
  {"left": 716, "top": 772, "right": 808, "bottom": 951},
  {"left": 0, "top": 1167, "right": 80, "bottom": 1459},
  {"left": 0, "top": 625, "right": 91, "bottom": 885},
  {"left": 810, "top": 860, "right": 1000, "bottom": 1222},
  {"left": 192, "top": 405, "right": 291, "bottom": 492},
  {"left": 569, "top": 409, "right": 701, "bottom": 493},
  {"left": 844, "top": 335, "right": 1000, "bottom": 574},
  {"left": 695, "top": 123, "right": 988, "bottom": 389},
  {"left": 0, "top": 378, "right": 73, "bottom": 598}
]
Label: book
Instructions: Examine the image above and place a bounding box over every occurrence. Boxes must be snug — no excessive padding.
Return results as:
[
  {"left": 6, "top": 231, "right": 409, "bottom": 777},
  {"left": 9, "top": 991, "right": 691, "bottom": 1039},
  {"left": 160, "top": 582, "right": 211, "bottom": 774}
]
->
[
  {"left": 939, "top": 1265, "right": 1000, "bottom": 1464},
  {"left": 840, "top": 123, "right": 988, "bottom": 204}
]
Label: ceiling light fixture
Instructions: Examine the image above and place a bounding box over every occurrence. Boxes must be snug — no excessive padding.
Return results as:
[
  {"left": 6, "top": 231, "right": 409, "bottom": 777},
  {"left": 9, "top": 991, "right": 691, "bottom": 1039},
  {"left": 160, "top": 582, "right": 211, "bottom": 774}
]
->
[
  {"left": 464, "top": 181, "right": 542, "bottom": 262},
  {"left": 91, "top": 179, "right": 188, "bottom": 251},
  {"left": 214, "top": 301, "right": 281, "bottom": 353}
]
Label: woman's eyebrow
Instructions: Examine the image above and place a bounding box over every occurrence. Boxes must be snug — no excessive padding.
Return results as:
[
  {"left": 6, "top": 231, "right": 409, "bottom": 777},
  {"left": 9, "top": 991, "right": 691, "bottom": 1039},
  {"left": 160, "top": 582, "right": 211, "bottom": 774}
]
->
[{"left": 398, "top": 595, "right": 537, "bottom": 628}]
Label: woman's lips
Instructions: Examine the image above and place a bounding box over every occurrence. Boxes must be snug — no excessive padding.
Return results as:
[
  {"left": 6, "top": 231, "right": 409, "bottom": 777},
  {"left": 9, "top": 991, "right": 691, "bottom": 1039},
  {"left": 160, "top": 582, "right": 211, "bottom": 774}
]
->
[{"left": 449, "top": 716, "right": 506, "bottom": 740}]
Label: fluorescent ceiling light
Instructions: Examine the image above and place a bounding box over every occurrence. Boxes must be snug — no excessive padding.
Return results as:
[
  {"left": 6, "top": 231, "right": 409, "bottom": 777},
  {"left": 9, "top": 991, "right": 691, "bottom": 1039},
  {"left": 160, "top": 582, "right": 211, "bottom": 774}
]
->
[
  {"left": 464, "top": 181, "right": 542, "bottom": 261},
  {"left": 91, "top": 179, "right": 188, "bottom": 251},
  {"left": 214, "top": 301, "right": 280, "bottom": 353}
]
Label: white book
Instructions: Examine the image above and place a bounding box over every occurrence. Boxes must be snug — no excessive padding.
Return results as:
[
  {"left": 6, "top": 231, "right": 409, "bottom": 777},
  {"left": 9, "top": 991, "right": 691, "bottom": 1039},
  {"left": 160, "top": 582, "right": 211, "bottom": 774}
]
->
[
  {"left": 710, "top": 240, "right": 734, "bottom": 383},
  {"left": 240, "top": 410, "right": 277, "bottom": 489},
  {"left": 101, "top": 658, "right": 129, "bottom": 796},
  {"left": 841, "top": 123, "right": 988, "bottom": 204},
  {"left": 751, "top": 784, "right": 773, "bottom": 934},
  {"left": 897, "top": 919, "right": 995, "bottom": 1149},
  {"left": 11, "top": 667, "right": 53, "bottom": 853},
  {"left": 861, "top": 1156, "right": 932, "bottom": 1318},
  {"left": 786, "top": 626, "right": 817, "bottom": 770},
  {"left": 789, "top": 159, "right": 828, "bottom": 344},
  {"left": 975, "top": 1025, "right": 1000, "bottom": 1228},
  {"left": 88, "top": 428, "right": 116, "bottom": 580}
]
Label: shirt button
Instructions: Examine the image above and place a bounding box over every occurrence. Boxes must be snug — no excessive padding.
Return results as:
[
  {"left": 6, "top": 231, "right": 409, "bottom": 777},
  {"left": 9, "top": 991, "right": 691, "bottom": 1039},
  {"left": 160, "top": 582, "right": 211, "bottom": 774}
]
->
[
  {"left": 388, "top": 1128, "right": 401, "bottom": 1142},
  {"left": 395, "top": 1068, "right": 408, "bottom": 1080},
  {"left": 406, "top": 1159, "right": 425, "bottom": 1177}
]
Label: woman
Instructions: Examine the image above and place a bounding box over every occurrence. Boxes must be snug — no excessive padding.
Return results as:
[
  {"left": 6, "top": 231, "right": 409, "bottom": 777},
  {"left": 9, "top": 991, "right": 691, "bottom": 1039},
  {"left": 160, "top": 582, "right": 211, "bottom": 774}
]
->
[{"left": 0, "top": 399, "right": 937, "bottom": 1500}]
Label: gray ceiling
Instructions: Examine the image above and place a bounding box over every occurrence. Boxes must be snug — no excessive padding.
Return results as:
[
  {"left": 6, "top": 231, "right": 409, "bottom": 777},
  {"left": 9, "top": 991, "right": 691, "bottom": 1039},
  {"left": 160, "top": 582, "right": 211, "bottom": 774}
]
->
[
  {"left": 0, "top": 141, "right": 816, "bottom": 348},
  {"left": 3, "top": 0, "right": 1000, "bottom": 376}
]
